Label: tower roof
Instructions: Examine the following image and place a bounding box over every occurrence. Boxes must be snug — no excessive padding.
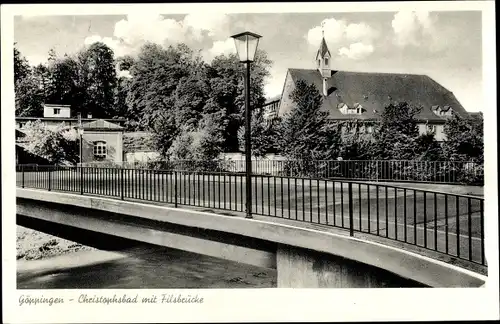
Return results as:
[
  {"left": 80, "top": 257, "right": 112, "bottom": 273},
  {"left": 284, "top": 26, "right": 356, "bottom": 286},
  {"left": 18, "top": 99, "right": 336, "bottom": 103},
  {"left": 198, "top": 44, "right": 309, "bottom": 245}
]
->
[{"left": 317, "top": 37, "right": 331, "bottom": 58}]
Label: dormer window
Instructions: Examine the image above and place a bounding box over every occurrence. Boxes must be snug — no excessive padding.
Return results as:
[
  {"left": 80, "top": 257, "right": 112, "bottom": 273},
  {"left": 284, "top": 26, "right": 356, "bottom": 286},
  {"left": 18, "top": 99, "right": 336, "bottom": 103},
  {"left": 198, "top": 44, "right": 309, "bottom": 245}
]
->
[{"left": 432, "top": 105, "right": 453, "bottom": 117}]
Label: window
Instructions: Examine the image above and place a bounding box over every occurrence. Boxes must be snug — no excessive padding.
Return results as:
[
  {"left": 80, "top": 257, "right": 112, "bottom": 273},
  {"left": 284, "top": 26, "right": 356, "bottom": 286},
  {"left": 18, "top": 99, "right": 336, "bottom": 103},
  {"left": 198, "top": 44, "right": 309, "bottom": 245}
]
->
[
  {"left": 93, "top": 141, "right": 107, "bottom": 159},
  {"left": 317, "top": 59, "right": 321, "bottom": 68},
  {"left": 53, "top": 108, "right": 61, "bottom": 115},
  {"left": 426, "top": 124, "right": 436, "bottom": 133},
  {"left": 324, "top": 58, "right": 329, "bottom": 66}
]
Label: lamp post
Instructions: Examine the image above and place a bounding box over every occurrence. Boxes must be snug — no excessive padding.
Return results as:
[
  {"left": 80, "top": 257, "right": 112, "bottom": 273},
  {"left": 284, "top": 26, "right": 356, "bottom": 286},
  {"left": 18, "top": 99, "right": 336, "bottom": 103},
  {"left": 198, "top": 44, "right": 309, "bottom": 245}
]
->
[
  {"left": 78, "top": 127, "right": 84, "bottom": 165},
  {"left": 231, "top": 31, "right": 262, "bottom": 219}
]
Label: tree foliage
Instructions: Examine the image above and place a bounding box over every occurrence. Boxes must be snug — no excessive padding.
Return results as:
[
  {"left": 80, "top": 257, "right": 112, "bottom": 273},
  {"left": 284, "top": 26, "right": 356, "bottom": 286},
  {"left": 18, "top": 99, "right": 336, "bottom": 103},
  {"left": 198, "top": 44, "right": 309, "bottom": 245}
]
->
[
  {"left": 237, "top": 107, "right": 279, "bottom": 158},
  {"left": 15, "top": 43, "right": 119, "bottom": 119},
  {"left": 276, "top": 80, "right": 341, "bottom": 164},
  {"left": 76, "top": 42, "right": 117, "bottom": 118},
  {"left": 21, "top": 120, "right": 78, "bottom": 164},
  {"left": 442, "top": 113, "right": 483, "bottom": 161},
  {"left": 372, "top": 102, "right": 421, "bottom": 160}
]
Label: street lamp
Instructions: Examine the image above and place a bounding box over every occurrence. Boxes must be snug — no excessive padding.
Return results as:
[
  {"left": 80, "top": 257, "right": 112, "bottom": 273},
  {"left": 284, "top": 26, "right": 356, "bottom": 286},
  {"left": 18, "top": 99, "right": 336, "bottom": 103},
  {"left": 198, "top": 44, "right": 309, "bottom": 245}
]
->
[
  {"left": 231, "top": 31, "right": 262, "bottom": 219},
  {"left": 78, "top": 127, "right": 84, "bottom": 165}
]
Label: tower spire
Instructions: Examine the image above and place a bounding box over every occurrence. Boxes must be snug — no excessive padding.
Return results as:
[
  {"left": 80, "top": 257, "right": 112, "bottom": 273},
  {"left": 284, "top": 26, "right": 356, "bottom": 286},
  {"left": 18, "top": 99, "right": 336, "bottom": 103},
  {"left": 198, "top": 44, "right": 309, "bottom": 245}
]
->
[{"left": 316, "top": 21, "right": 332, "bottom": 96}]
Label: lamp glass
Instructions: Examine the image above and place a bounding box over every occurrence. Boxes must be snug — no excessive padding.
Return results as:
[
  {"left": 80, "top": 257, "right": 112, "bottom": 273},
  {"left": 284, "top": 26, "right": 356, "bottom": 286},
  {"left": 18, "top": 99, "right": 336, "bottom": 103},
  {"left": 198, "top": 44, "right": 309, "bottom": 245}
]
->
[
  {"left": 231, "top": 32, "right": 261, "bottom": 62},
  {"left": 78, "top": 128, "right": 84, "bottom": 136}
]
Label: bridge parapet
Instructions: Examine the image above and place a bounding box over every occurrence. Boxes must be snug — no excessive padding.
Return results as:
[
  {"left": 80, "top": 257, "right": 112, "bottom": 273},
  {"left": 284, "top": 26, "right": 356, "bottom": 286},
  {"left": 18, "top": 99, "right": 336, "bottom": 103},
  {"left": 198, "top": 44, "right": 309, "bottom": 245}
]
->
[
  {"left": 15, "top": 165, "right": 486, "bottom": 270},
  {"left": 17, "top": 188, "right": 487, "bottom": 287}
]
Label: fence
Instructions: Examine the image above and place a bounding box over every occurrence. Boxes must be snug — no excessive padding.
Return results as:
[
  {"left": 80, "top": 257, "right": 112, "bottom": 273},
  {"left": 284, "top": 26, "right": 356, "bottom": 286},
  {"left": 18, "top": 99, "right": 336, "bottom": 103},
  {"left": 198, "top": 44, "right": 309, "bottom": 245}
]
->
[
  {"left": 16, "top": 164, "right": 486, "bottom": 269},
  {"left": 80, "top": 159, "right": 484, "bottom": 185}
]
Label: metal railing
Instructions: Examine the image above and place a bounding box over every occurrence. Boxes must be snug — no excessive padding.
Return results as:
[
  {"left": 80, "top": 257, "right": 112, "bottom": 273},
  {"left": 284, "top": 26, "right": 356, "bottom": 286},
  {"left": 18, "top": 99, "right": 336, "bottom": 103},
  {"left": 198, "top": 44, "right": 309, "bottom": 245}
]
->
[
  {"left": 223, "top": 159, "right": 484, "bottom": 185},
  {"left": 80, "top": 159, "right": 484, "bottom": 185},
  {"left": 16, "top": 164, "right": 486, "bottom": 269}
]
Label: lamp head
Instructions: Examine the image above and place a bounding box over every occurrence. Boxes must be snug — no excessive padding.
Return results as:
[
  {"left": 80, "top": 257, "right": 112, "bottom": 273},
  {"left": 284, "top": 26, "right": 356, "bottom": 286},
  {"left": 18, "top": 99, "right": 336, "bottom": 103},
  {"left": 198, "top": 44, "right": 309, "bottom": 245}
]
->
[{"left": 231, "top": 31, "right": 262, "bottom": 63}]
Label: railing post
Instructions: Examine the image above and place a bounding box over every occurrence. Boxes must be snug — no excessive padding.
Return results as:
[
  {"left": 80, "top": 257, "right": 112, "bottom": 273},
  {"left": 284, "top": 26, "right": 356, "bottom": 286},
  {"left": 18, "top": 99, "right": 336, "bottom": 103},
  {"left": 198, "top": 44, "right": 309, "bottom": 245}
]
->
[
  {"left": 174, "top": 170, "right": 178, "bottom": 208},
  {"left": 22, "top": 165, "right": 25, "bottom": 188},
  {"left": 48, "top": 167, "right": 51, "bottom": 191},
  {"left": 120, "top": 167, "right": 124, "bottom": 200},
  {"left": 80, "top": 165, "right": 84, "bottom": 195},
  {"left": 348, "top": 182, "right": 354, "bottom": 236}
]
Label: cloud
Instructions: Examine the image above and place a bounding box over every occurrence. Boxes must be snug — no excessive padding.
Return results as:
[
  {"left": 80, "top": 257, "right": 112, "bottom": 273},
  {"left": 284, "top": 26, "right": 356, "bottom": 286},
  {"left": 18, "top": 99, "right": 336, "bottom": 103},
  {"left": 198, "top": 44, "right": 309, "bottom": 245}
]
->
[
  {"left": 306, "top": 18, "right": 378, "bottom": 60},
  {"left": 391, "top": 11, "right": 436, "bottom": 48},
  {"left": 25, "top": 54, "right": 48, "bottom": 66},
  {"left": 84, "top": 35, "right": 130, "bottom": 57},
  {"left": 204, "top": 38, "right": 235, "bottom": 61},
  {"left": 183, "top": 13, "right": 231, "bottom": 40},
  {"left": 338, "top": 42, "right": 374, "bottom": 60},
  {"left": 83, "top": 13, "right": 232, "bottom": 59},
  {"left": 306, "top": 18, "right": 379, "bottom": 47}
]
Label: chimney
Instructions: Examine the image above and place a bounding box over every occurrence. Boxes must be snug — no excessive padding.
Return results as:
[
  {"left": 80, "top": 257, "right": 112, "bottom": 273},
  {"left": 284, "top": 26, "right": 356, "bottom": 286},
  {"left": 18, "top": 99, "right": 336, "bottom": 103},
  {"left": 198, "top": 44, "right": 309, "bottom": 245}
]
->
[{"left": 323, "top": 78, "right": 328, "bottom": 96}]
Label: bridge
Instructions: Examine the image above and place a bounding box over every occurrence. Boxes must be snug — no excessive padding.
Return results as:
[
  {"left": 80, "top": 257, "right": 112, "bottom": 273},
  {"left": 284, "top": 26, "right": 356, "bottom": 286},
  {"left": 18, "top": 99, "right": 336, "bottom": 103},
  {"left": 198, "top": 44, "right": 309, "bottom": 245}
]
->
[{"left": 16, "top": 165, "right": 487, "bottom": 288}]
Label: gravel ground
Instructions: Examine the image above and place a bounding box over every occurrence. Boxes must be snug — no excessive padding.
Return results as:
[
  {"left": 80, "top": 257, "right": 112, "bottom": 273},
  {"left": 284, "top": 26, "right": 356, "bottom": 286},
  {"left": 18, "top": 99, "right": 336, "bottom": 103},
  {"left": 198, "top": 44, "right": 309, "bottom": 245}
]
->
[{"left": 16, "top": 226, "right": 95, "bottom": 261}]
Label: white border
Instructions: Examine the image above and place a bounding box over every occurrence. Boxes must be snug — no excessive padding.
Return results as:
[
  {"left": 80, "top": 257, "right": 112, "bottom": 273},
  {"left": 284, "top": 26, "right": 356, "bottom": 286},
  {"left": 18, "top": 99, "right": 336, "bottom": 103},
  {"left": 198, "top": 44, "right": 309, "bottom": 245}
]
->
[{"left": 2, "top": 2, "right": 498, "bottom": 323}]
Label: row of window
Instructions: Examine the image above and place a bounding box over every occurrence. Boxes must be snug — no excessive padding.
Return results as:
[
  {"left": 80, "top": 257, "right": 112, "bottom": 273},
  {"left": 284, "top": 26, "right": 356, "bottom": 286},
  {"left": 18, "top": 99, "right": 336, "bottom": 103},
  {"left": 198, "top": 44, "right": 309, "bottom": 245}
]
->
[{"left": 340, "top": 124, "right": 440, "bottom": 134}]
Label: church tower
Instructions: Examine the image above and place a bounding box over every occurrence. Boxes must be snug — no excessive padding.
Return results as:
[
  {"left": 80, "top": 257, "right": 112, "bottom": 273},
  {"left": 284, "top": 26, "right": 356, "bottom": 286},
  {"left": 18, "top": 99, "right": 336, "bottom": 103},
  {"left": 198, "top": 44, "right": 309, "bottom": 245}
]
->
[{"left": 316, "top": 22, "right": 331, "bottom": 96}]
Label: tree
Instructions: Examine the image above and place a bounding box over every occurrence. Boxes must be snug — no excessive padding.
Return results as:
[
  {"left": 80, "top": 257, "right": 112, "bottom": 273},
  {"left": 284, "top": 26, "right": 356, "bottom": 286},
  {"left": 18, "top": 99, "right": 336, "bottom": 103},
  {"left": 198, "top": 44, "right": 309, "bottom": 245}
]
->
[
  {"left": 21, "top": 120, "right": 78, "bottom": 164},
  {"left": 168, "top": 111, "right": 227, "bottom": 163},
  {"left": 45, "top": 54, "right": 80, "bottom": 110},
  {"left": 277, "top": 79, "right": 341, "bottom": 166},
  {"left": 15, "top": 74, "right": 45, "bottom": 117},
  {"left": 76, "top": 42, "right": 117, "bottom": 118},
  {"left": 172, "top": 72, "right": 210, "bottom": 130},
  {"left": 237, "top": 107, "right": 279, "bottom": 157},
  {"left": 372, "top": 102, "right": 421, "bottom": 160},
  {"left": 207, "top": 50, "right": 272, "bottom": 152},
  {"left": 339, "top": 130, "right": 376, "bottom": 160},
  {"left": 442, "top": 113, "right": 483, "bottom": 162},
  {"left": 126, "top": 43, "right": 193, "bottom": 132},
  {"left": 14, "top": 46, "right": 44, "bottom": 117},
  {"left": 14, "top": 45, "right": 30, "bottom": 83},
  {"left": 414, "top": 132, "right": 443, "bottom": 161}
]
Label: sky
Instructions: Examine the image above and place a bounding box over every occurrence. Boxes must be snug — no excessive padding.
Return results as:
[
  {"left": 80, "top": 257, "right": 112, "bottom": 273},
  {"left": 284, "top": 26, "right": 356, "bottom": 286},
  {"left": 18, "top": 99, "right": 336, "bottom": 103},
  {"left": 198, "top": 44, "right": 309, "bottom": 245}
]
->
[{"left": 14, "top": 10, "right": 483, "bottom": 112}]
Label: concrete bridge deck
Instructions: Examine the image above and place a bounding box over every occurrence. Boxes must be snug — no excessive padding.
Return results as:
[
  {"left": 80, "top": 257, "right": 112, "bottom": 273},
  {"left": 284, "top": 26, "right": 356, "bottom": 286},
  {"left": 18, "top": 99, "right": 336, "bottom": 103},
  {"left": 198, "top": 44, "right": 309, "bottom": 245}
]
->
[
  {"left": 16, "top": 188, "right": 487, "bottom": 287},
  {"left": 16, "top": 171, "right": 486, "bottom": 269}
]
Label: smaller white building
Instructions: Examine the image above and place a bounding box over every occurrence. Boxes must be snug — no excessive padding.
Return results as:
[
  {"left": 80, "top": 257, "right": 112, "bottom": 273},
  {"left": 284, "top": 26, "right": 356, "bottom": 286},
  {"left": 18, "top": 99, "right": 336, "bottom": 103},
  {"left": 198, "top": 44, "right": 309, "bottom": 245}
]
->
[{"left": 43, "top": 104, "right": 71, "bottom": 118}]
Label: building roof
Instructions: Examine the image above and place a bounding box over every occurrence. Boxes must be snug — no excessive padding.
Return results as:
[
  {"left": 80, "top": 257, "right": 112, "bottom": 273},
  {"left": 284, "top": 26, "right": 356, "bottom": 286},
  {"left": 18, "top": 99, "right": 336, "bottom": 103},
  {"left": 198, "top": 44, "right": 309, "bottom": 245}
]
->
[
  {"left": 316, "top": 38, "right": 330, "bottom": 58},
  {"left": 43, "top": 104, "right": 71, "bottom": 107},
  {"left": 264, "top": 95, "right": 281, "bottom": 105},
  {"left": 16, "top": 116, "right": 127, "bottom": 123},
  {"left": 82, "top": 119, "right": 124, "bottom": 131},
  {"left": 281, "top": 69, "right": 469, "bottom": 122},
  {"left": 469, "top": 112, "right": 483, "bottom": 120}
]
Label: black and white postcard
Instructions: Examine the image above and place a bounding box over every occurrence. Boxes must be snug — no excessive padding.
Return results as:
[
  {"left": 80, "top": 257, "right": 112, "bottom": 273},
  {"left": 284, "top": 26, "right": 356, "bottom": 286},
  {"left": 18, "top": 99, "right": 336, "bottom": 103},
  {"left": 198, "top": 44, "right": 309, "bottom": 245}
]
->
[{"left": 2, "top": 2, "right": 498, "bottom": 323}]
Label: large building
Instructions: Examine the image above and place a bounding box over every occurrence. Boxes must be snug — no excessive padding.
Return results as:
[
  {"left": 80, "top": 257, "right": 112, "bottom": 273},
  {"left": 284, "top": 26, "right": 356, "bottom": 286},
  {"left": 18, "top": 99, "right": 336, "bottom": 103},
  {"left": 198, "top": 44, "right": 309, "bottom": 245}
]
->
[{"left": 264, "top": 34, "right": 472, "bottom": 142}]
